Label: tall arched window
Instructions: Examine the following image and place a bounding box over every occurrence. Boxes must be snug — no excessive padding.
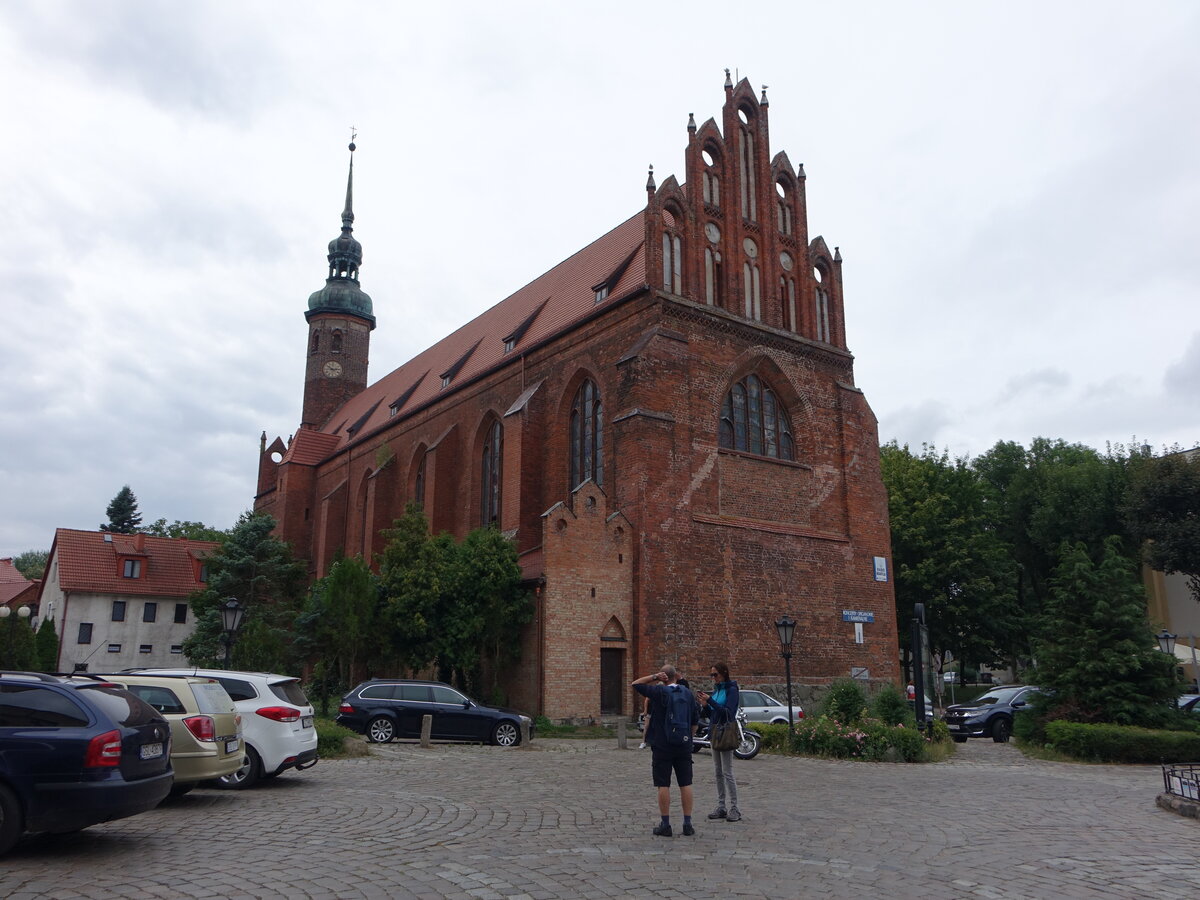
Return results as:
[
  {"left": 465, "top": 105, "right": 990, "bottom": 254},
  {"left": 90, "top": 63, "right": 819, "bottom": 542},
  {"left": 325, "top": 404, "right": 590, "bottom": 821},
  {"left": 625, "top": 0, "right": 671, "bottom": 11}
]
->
[
  {"left": 814, "top": 265, "right": 831, "bottom": 342},
  {"left": 776, "top": 180, "right": 793, "bottom": 235},
  {"left": 413, "top": 452, "right": 427, "bottom": 510},
  {"left": 739, "top": 114, "right": 757, "bottom": 221},
  {"left": 662, "top": 222, "right": 682, "bottom": 294},
  {"left": 331, "top": 330, "right": 343, "bottom": 353},
  {"left": 310, "top": 331, "right": 320, "bottom": 353},
  {"left": 718, "top": 374, "right": 794, "bottom": 460},
  {"left": 705, "top": 248, "right": 723, "bottom": 306},
  {"left": 480, "top": 421, "right": 503, "bottom": 526},
  {"left": 570, "top": 379, "right": 603, "bottom": 489}
]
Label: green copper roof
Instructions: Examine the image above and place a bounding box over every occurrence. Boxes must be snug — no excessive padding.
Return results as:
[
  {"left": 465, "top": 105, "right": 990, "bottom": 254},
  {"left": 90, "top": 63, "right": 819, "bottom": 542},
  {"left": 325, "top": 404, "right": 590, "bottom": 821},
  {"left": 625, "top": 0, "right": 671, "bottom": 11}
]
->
[{"left": 306, "top": 140, "right": 375, "bottom": 327}]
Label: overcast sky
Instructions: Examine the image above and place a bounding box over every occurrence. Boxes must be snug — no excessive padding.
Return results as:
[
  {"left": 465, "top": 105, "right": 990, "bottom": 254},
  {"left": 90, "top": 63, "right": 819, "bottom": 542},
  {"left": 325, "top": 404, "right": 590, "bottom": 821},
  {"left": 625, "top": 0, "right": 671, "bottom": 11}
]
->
[{"left": 2, "top": 1, "right": 1198, "bottom": 559}]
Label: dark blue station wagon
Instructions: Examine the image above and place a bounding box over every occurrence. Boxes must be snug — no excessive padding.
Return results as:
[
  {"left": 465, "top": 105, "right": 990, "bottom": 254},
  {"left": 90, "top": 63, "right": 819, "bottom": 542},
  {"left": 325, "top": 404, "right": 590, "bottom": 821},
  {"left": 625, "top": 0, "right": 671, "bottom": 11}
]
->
[{"left": 1, "top": 671, "right": 174, "bottom": 855}]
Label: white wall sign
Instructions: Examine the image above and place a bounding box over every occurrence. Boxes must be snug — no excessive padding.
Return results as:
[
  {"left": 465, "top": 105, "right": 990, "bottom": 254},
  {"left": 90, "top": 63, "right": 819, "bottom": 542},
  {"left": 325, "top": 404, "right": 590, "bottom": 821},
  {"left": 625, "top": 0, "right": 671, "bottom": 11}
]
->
[{"left": 873, "top": 557, "right": 888, "bottom": 582}]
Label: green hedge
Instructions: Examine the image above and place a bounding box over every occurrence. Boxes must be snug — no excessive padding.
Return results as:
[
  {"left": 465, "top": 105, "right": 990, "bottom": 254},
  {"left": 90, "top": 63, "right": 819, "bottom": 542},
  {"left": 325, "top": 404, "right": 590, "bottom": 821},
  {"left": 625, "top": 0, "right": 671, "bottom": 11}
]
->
[
  {"left": 758, "top": 716, "right": 942, "bottom": 762},
  {"left": 1044, "top": 720, "right": 1200, "bottom": 763}
]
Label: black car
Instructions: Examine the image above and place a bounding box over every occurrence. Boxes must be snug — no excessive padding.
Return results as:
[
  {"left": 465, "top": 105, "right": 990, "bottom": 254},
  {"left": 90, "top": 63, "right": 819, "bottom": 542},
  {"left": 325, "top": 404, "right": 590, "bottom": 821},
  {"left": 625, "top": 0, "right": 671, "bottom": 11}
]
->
[
  {"left": 943, "top": 684, "right": 1041, "bottom": 743},
  {"left": 337, "top": 679, "right": 534, "bottom": 746},
  {"left": 0, "top": 671, "right": 174, "bottom": 855}
]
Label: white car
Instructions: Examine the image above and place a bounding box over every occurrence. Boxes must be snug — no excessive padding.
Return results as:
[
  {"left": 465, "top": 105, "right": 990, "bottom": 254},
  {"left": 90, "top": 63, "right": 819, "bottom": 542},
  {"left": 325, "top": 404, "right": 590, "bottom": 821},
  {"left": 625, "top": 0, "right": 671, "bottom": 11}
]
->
[
  {"left": 131, "top": 668, "right": 318, "bottom": 789},
  {"left": 738, "top": 689, "right": 805, "bottom": 724}
]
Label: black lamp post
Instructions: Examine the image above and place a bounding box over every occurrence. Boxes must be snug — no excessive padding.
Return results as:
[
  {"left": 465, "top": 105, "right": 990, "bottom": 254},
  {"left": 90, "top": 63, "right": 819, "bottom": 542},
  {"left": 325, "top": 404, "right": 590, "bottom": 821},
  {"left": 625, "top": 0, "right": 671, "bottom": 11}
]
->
[
  {"left": 1156, "top": 628, "right": 1177, "bottom": 656},
  {"left": 219, "top": 598, "right": 244, "bottom": 668},
  {"left": 775, "top": 615, "right": 797, "bottom": 734}
]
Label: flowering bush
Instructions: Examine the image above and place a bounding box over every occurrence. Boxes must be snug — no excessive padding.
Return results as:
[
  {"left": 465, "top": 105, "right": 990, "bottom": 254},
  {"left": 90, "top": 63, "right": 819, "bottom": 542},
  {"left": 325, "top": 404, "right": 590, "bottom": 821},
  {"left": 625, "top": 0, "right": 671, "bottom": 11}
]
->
[{"left": 785, "top": 715, "right": 938, "bottom": 762}]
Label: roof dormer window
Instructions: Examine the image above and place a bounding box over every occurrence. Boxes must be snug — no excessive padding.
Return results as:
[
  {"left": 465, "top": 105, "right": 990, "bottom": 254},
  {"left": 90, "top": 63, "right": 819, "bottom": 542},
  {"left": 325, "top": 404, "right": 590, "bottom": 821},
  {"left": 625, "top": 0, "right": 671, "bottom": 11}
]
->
[{"left": 123, "top": 559, "right": 142, "bottom": 579}]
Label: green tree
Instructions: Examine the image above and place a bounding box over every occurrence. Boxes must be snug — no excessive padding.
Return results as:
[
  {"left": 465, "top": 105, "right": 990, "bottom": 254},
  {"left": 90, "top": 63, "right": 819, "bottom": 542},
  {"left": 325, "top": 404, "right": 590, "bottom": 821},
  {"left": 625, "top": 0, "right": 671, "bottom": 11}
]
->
[
  {"left": 880, "top": 442, "right": 1019, "bottom": 675},
  {"left": 142, "top": 519, "right": 229, "bottom": 542},
  {"left": 1124, "top": 449, "right": 1200, "bottom": 605},
  {"left": 972, "top": 438, "right": 1145, "bottom": 667},
  {"left": 296, "top": 554, "right": 381, "bottom": 687},
  {"left": 35, "top": 617, "right": 60, "bottom": 672},
  {"left": 378, "top": 505, "right": 451, "bottom": 675},
  {"left": 100, "top": 485, "right": 143, "bottom": 534},
  {"left": 12, "top": 550, "right": 49, "bottom": 580},
  {"left": 0, "top": 612, "right": 38, "bottom": 670},
  {"left": 1035, "top": 537, "right": 1178, "bottom": 727},
  {"left": 182, "top": 512, "right": 306, "bottom": 672}
]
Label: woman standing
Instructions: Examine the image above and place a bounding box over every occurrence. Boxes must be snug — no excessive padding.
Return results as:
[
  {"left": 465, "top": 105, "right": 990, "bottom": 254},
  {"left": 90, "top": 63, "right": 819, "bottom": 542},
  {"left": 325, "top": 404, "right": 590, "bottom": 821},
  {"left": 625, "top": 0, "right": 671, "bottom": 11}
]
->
[{"left": 696, "top": 662, "right": 741, "bottom": 822}]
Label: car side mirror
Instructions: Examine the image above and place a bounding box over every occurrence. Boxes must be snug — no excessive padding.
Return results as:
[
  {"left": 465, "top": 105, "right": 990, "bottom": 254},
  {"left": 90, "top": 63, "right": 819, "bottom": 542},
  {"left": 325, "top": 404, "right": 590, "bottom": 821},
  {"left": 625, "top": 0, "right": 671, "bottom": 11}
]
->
[
  {"left": 1012, "top": 700, "right": 1026, "bottom": 708},
  {"left": 463, "top": 700, "right": 471, "bottom": 709}
]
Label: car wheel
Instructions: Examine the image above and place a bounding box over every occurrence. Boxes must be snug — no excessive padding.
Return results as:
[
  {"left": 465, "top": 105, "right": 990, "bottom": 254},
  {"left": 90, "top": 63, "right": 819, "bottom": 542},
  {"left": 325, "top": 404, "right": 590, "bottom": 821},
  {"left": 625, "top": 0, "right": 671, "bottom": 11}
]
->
[
  {"left": 215, "top": 746, "right": 263, "bottom": 790},
  {"left": 769, "top": 717, "right": 788, "bottom": 725},
  {"left": 492, "top": 720, "right": 520, "bottom": 747},
  {"left": 952, "top": 735, "right": 968, "bottom": 744},
  {"left": 0, "top": 784, "right": 23, "bottom": 856},
  {"left": 991, "top": 717, "right": 1012, "bottom": 743},
  {"left": 368, "top": 716, "right": 396, "bottom": 744}
]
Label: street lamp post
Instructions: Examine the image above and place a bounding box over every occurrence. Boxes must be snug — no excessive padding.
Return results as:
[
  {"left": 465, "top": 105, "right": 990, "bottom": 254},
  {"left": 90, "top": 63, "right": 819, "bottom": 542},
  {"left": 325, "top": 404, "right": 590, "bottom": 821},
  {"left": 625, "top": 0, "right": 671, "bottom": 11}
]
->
[
  {"left": 1156, "top": 628, "right": 1177, "bottom": 657},
  {"left": 774, "top": 615, "right": 797, "bottom": 735},
  {"left": 219, "top": 598, "right": 244, "bottom": 668}
]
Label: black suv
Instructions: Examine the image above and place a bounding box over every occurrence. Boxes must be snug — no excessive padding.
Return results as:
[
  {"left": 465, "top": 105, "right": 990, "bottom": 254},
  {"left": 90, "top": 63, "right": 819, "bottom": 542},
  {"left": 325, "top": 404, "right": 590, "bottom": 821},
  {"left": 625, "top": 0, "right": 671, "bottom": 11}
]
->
[
  {"left": 337, "top": 679, "right": 534, "bottom": 746},
  {"left": 944, "top": 685, "right": 1041, "bottom": 743},
  {"left": 0, "top": 671, "right": 174, "bottom": 855}
]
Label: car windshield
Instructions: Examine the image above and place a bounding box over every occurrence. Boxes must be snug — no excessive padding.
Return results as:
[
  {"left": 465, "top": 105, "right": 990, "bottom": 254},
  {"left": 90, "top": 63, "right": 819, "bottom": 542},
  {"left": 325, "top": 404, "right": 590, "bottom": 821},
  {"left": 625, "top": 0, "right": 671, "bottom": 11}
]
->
[{"left": 969, "top": 688, "right": 1025, "bottom": 706}]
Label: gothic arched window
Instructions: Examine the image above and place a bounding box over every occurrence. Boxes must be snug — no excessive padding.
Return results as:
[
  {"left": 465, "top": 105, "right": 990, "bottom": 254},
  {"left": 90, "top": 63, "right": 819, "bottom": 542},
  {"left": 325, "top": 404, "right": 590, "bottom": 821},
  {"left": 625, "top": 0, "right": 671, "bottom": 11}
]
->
[
  {"left": 718, "top": 374, "right": 794, "bottom": 460},
  {"left": 570, "top": 379, "right": 603, "bottom": 490},
  {"left": 310, "top": 331, "right": 320, "bottom": 354},
  {"left": 331, "top": 330, "right": 344, "bottom": 353},
  {"left": 481, "top": 421, "right": 503, "bottom": 526},
  {"left": 738, "top": 110, "right": 758, "bottom": 222},
  {"left": 413, "top": 452, "right": 427, "bottom": 511},
  {"left": 814, "top": 265, "right": 832, "bottom": 342}
]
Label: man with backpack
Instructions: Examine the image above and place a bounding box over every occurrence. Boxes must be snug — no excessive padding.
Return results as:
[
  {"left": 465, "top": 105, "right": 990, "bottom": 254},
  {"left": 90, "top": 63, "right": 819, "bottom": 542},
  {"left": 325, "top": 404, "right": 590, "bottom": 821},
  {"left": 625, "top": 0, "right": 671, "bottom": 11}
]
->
[{"left": 632, "top": 665, "right": 699, "bottom": 836}]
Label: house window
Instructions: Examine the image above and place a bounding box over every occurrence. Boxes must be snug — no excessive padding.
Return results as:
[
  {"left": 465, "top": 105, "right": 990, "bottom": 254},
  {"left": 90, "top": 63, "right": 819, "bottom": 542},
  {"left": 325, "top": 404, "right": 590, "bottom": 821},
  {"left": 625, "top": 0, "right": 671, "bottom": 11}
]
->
[
  {"left": 170, "top": 644, "right": 184, "bottom": 654},
  {"left": 198, "top": 563, "right": 208, "bottom": 583},
  {"left": 143, "top": 602, "right": 158, "bottom": 623},
  {"left": 504, "top": 336, "right": 517, "bottom": 353},
  {"left": 111, "top": 600, "right": 127, "bottom": 622},
  {"left": 174, "top": 603, "right": 187, "bottom": 624},
  {"left": 570, "top": 379, "right": 604, "bottom": 490},
  {"left": 718, "top": 374, "right": 795, "bottom": 460},
  {"left": 441, "top": 374, "right": 452, "bottom": 388},
  {"left": 139, "top": 644, "right": 152, "bottom": 654},
  {"left": 480, "top": 420, "right": 503, "bottom": 526},
  {"left": 107, "top": 643, "right": 121, "bottom": 653},
  {"left": 123, "top": 559, "right": 141, "bottom": 578},
  {"left": 77, "top": 623, "right": 93, "bottom": 644},
  {"left": 593, "top": 285, "right": 609, "bottom": 303}
]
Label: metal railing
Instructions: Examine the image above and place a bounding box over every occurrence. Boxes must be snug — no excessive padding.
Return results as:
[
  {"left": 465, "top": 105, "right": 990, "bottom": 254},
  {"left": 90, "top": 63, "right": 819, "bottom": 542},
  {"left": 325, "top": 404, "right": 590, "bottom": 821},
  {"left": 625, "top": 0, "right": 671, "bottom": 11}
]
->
[{"left": 1161, "top": 764, "right": 1200, "bottom": 801}]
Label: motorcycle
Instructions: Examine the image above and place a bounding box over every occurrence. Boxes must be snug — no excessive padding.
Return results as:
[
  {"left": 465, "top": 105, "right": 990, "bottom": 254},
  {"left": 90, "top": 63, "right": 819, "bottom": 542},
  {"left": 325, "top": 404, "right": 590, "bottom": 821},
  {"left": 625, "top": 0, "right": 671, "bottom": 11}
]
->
[{"left": 637, "top": 708, "right": 761, "bottom": 760}]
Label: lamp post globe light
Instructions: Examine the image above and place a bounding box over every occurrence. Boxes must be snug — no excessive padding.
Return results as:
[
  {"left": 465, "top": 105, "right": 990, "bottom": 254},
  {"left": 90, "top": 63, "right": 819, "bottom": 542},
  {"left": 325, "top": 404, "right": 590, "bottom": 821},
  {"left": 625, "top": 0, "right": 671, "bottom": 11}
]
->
[
  {"left": 219, "top": 598, "right": 244, "bottom": 668},
  {"left": 1155, "top": 628, "right": 1177, "bottom": 656},
  {"left": 774, "top": 614, "right": 797, "bottom": 734}
]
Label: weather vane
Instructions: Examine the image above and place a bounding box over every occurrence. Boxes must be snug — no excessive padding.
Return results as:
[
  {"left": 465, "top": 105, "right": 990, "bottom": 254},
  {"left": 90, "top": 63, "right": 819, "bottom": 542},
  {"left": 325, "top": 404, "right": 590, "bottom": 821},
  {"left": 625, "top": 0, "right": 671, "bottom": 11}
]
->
[{"left": 349, "top": 126, "right": 357, "bottom": 152}]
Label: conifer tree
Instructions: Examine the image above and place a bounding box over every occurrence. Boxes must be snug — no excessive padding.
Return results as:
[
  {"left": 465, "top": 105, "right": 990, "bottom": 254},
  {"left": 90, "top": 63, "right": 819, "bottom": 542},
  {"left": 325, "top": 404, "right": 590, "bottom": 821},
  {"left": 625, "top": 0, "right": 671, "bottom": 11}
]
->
[
  {"left": 100, "top": 485, "right": 143, "bottom": 534},
  {"left": 35, "top": 617, "right": 59, "bottom": 672}
]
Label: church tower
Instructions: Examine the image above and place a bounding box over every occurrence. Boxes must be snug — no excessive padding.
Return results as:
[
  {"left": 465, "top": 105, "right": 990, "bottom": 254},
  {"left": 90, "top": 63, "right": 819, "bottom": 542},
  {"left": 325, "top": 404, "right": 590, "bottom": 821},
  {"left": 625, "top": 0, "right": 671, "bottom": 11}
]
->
[{"left": 301, "top": 141, "right": 375, "bottom": 430}]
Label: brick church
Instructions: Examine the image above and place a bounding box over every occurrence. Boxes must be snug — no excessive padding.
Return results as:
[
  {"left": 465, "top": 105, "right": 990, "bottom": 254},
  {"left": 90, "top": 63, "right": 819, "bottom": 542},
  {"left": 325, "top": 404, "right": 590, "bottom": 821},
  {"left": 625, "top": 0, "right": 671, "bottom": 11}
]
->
[{"left": 255, "top": 72, "right": 899, "bottom": 719}]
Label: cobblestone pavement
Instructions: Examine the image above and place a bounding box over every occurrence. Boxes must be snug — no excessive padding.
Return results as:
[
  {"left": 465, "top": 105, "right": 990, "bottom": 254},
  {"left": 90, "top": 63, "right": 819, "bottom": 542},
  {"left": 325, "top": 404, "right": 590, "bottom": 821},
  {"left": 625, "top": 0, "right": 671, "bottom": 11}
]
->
[{"left": 1, "top": 737, "right": 1197, "bottom": 899}]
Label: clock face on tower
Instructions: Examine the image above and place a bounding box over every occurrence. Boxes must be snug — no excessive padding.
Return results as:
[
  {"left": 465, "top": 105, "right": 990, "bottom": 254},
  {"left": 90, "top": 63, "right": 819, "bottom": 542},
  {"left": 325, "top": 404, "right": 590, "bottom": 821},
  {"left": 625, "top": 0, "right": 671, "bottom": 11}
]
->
[{"left": 323, "top": 360, "right": 343, "bottom": 378}]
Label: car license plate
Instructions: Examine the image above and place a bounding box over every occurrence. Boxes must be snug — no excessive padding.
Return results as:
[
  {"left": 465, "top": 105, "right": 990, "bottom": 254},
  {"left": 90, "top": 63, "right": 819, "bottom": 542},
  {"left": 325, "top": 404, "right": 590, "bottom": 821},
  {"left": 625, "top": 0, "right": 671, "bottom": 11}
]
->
[
  {"left": 301, "top": 715, "right": 313, "bottom": 728},
  {"left": 226, "top": 739, "right": 239, "bottom": 754},
  {"left": 140, "top": 742, "right": 163, "bottom": 760}
]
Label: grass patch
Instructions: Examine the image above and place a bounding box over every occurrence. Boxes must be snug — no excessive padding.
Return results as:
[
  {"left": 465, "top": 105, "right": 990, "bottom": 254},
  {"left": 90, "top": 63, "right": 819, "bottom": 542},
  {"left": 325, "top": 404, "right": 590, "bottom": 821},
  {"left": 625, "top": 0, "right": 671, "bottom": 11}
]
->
[{"left": 533, "top": 716, "right": 615, "bottom": 739}]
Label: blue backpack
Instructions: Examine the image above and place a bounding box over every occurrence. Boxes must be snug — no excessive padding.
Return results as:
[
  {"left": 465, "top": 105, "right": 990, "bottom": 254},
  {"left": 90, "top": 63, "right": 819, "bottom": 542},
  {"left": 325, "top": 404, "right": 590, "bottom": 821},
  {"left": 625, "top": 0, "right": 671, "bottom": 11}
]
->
[{"left": 662, "top": 685, "right": 694, "bottom": 747}]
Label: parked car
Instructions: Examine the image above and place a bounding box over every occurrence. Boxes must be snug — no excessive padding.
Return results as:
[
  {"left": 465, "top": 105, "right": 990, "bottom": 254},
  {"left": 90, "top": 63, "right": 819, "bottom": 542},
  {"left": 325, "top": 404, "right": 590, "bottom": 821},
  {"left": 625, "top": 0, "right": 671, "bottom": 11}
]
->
[
  {"left": 943, "top": 685, "right": 1041, "bottom": 743},
  {"left": 1178, "top": 694, "right": 1200, "bottom": 715},
  {"left": 0, "top": 670, "right": 173, "bottom": 855},
  {"left": 338, "top": 679, "right": 534, "bottom": 746},
  {"left": 96, "top": 674, "right": 242, "bottom": 796},
  {"left": 738, "top": 689, "right": 804, "bottom": 724},
  {"left": 127, "top": 669, "right": 318, "bottom": 789}
]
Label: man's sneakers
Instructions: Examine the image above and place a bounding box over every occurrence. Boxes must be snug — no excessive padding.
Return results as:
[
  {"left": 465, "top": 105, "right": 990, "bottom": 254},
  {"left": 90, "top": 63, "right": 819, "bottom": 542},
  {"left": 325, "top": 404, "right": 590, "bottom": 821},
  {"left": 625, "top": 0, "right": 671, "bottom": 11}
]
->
[
  {"left": 707, "top": 807, "right": 727, "bottom": 819},
  {"left": 653, "top": 822, "right": 673, "bottom": 837},
  {"left": 726, "top": 808, "right": 742, "bottom": 822},
  {"left": 682, "top": 822, "right": 695, "bottom": 836}
]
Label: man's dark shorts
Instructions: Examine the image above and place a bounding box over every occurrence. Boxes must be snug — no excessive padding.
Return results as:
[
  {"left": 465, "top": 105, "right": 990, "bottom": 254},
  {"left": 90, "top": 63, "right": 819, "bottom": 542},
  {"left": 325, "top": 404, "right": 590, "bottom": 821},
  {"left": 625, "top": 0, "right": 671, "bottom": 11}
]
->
[{"left": 651, "top": 745, "right": 694, "bottom": 787}]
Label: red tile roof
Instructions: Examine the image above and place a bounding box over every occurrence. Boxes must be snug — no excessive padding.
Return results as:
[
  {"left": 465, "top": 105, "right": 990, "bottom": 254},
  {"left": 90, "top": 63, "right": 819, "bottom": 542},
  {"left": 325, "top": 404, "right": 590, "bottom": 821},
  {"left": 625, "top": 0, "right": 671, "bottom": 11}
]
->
[
  {"left": 319, "top": 211, "right": 647, "bottom": 451},
  {"left": 49, "top": 529, "right": 221, "bottom": 598},
  {"left": 0, "top": 558, "right": 36, "bottom": 606}
]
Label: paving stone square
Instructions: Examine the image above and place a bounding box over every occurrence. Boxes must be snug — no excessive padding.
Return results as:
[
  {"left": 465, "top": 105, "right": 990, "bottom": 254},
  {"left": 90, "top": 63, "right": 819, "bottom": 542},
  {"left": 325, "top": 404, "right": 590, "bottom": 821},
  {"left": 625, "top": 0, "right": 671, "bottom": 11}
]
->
[{"left": 1, "top": 737, "right": 1196, "bottom": 899}]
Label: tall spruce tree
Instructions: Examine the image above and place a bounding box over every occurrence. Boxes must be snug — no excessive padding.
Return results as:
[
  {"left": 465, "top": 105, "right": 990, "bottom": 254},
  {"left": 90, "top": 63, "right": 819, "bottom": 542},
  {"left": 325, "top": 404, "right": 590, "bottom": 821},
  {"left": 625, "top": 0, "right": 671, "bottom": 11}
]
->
[
  {"left": 1036, "top": 537, "right": 1178, "bottom": 726},
  {"left": 100, "top": 485, "right": 143, "bottom": 534},
  {"left": 35, "top": 617, "right": 59, "bottom": 672}
]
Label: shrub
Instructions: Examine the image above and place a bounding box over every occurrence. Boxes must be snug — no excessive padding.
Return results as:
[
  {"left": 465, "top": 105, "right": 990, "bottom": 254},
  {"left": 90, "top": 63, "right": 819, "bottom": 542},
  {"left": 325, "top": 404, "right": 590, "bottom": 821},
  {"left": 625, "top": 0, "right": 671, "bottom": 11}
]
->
[
  {"left": 819, "top": 679, "right": 868, "bottom": 724},
  {"left": 788, "top": 715, "right": 931, "bottom": 762},
  {"left": 1044, "top": 720, "right": 1200, "bottom": 763},
  {"left": 927, "top": 718, "right": 952, "bottom": 744},
  {"left": 756, "top": 722, "right": 792, "bottom": 752},
  {"left": 870, "top": 684, "right": 912, "bottom": 727},
  {"left": 315, "top": 718, "right": 359, "bottom": 757}
]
